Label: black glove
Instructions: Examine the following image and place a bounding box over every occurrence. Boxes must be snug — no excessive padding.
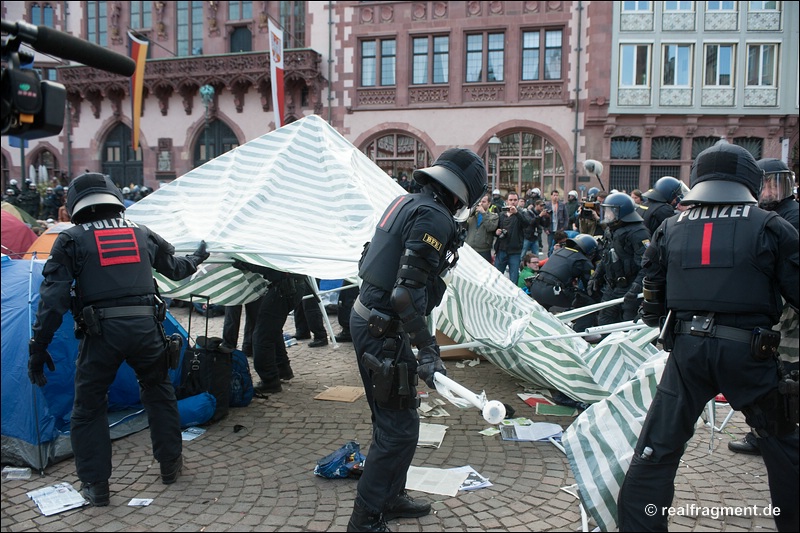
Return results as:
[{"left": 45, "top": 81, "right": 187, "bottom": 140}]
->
[
  {"left": 232, "top": 259, "right": 249, "bottom": 271},
  {"left": 417, "top": 343, "right": 445, "bottom": 389},
  {"left": 623, "top": 283, "right": 642, "bottom": 305},
  {"left": 188, "top": 240, "right": 210, "bottom": 267},
  {"left": 586, "top": 278, "right": 599, "bottom": 297},
  {"left": 28, "top": 339, "right": 55, "bottom": 387}
]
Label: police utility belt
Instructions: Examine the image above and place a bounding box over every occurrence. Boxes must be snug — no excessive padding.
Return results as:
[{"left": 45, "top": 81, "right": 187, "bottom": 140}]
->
[
  {"left": 80, "top": 304, "right": 163, "bottom": 337},
  {"left": 606, "top": 276, "right": 631, "bottom": 289},
  {"left": 674, "top": 313, "right": 781, "bottom": 362},
  {"left": 354, "top": 297, "right": 403, "bottom": 338}
]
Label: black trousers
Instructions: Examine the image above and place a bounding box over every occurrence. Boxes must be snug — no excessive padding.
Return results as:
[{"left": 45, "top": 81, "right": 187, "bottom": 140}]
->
[
  {"left": 71, "top": 315, "right": 181, "bottom": 484},
  {"left": 221, "top": 299, "right": 261, "bottom": 356},
  {"left": 598, "top": 284, "right": 639, "bottom": 326},
  {"left": 252, "top": 287, "right": 301, "bottom": 383},
  {"left": 350, "top": 310, "right": 419, "bottom": 515},
  {"left": 618, "top": 333, "right": 799, "bottom": 532}
]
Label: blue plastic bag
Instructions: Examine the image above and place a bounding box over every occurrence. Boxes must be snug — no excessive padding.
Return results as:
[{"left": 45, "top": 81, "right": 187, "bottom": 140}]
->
[
  {"left": 177, "top": 392, "right": 216, "bottom": 428},
  {"left": 314, "top": 441, "right": 365, "bottom": 479}
]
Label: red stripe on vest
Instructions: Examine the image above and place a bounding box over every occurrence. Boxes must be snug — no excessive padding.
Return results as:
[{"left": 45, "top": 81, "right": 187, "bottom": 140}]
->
[
  {"left": 701, "top": 222, "right": 713, "bottom": 265},
  {"left": 380, "top": 196, "right": 407, "bottom": 228},
  {"left": 94, "top": 228, "right": 141, "bottom": 266}
]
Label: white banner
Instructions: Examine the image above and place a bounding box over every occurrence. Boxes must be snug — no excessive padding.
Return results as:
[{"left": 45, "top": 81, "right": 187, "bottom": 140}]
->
[{"left": 268, "top": 19, "right": 285, "bottom": 129}]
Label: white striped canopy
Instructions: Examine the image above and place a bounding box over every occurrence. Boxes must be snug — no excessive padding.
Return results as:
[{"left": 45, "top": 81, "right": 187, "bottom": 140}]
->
[{"left": 126, "top": 114, "right": 663, "bottom": 530}]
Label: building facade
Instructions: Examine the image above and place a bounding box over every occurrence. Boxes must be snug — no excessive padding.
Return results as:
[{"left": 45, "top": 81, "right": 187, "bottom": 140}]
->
[{"left": 2, "top": 1, "right": 798, "bottom": 199}]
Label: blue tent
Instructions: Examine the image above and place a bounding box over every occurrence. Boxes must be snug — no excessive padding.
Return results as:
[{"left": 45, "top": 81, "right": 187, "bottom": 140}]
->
[{"left": 1, "top": 255, "right": 188, "bottom": 469}]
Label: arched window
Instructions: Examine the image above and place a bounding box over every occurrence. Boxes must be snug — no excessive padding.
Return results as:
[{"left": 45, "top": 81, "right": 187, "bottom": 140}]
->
[
  {"left": 102, "top": 123, "right": 143, "bottom": 187},
  {"left": 30, "top": 3, "right": 55, "bottom": 27},
  {"left": 362, "top": 133, "right": 432, "bottom": 183},
  {"left": 193, "top": 119, "right": 239, "bottom": 167},
  {"left": 485, "top": 131, "right": 566, "bottom": 196}
]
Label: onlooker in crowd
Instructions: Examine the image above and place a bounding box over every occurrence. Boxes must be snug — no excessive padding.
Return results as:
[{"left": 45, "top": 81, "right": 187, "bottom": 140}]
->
[
  {"left": 398, "top": 173, "right": 411, "bottom": 191},
  {"left": 545, "top": 190, "right": 568, "bottom": 257},
  {"left": 27, "top": 172, "right": 209, "bottom": 506},
  {"left": 465, "top": 193, "right": 499, "bottom": 263},
  {"left": 630, "top": 189, "right": 643, "bottom": 205},
  {"left": 494, "top": 191, "right": 525, "bottom": 285},
  {"left": 578, "top": 187, "right": 602, "bottom": 236},
  {"left": 519, "top": 199, "right": 547, "bottom": 260},
  {"left": 589, "top": 193, "right": 650, "bottom": 326},
  {"left": 566, "top": 190, "right": 580, "bottom": 230},
  {"left": 517, "top": 252, "right": 540, "bottom": 294},
  {"left": 489, "top": 189, "right": 504, "bottom": 213}
]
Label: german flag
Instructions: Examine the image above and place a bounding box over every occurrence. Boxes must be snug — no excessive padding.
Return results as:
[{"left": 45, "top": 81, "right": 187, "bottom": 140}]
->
[{"left": 128, "top": 31, "right": 148, "bottom": 151}]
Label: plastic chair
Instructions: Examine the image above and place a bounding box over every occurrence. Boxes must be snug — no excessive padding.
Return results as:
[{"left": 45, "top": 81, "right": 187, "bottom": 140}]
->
[{"left": 704, "top": 394, "right": 735, "bottom": 452}]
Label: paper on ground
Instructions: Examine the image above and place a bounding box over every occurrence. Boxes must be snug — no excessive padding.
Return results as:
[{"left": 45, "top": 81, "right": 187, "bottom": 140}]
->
[
  {"left": 3, "top": 466, "right": 31, "bottom": 480},
  {"left": 128, "top": 498, "right": 153, "bottom": 506},
  {"left": 406, "top": 465, "right": 470, "bottom": 497},
  {"left": 182, "top": 427, "right": 206, "bottom": 441},
  {"left": 448, "top": 465, "right": 493, "bottom": 491},
  {"left": 418, "top": 422, "right": 448, "bottom": 448},
  {"left": 27, "top": 482, "right": 88, "bottom": 516},
  {"left": 499, "top": 421, "right": 563, "bottom": 441}
]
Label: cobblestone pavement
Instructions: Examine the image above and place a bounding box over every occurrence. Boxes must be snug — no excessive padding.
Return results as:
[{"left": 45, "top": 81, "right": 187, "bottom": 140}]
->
[{"left": 1, "top": 307, "right": 778, "bottom": 532}]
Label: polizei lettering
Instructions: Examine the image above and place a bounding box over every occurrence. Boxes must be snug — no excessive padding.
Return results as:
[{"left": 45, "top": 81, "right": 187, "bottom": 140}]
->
[
  {"left": 676, "top": 204, "right": 751, "bottom": 223},
  {"left": 82, "top": 218, "right": 140, "bottom": 231}
]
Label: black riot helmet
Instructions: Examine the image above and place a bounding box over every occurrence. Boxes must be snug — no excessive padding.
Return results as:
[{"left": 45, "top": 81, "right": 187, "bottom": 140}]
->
[
  {"left": 600, "top": 192, "right": 643, "bottom": 227},
  {"left": 413, "top": 148, "right": 488, "bottom": 222},
  {"left": 643, "top": 176, "right": 684, "bottom": 205},
  {"left": 682, "top": 142, "right": 763, "bottom": 206},
  {"left": 67, "top": 173, "right": 125, "bottom": 224},
  {"left": 757, "top": 158, "right": 796, "bottom": 211},
  {"left": 564, "top": 233, "right": 598, "bottom": 261}
]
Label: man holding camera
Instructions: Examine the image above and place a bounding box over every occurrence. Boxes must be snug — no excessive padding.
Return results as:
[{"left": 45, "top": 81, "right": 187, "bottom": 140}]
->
[
  {"left": 494, "top": 191, "right": 526, "bottom": 285},
  {"left": 27, "top": 173, "right": 210, "bottom": 506}
]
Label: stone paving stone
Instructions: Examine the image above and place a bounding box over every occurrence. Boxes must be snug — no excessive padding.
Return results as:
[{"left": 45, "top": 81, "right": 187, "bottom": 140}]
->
[{"left": 1, "top": 306, "right": 782, "bottom": 531}]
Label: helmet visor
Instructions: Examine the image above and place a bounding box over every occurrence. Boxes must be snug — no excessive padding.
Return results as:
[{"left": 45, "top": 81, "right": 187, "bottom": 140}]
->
[
  {"left": 600, "top": 204, "right": 618, "bottom": 225},
  {"left": 759, "top": 171, "right": 795, "bottom": 208}
]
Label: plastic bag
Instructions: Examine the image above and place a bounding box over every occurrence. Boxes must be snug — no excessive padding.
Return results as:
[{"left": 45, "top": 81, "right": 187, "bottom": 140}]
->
[{"left": 313, "top": 441, "right": 365, "bottom": 479}]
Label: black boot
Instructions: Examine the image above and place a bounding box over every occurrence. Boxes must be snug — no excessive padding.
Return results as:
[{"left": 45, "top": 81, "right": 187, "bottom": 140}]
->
[
  {"left": 347, "top": 502, "right": 390, "bottom": 532},
  {"left": 382, "top": 490, "right": 431, "bottom": 520},
  {"left": 254, "top": 378, "right": 282, "bottom": 394},
  {"left": 161, "top": 455, "right": 183, "bottom": 484},
  {"left": 727, "top": 432, "right": 761, "bottom": 456},
  {"left": 81, "top": 481, "right": 110, "bottom": 507}
]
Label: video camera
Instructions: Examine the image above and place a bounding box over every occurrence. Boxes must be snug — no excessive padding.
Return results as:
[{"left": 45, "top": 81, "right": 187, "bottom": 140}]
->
[
  {"left": 580, "top": 200, "right": 599, "bottom": 218},
  {"left": 2, "top": 19, "right": 135, "bottom": 140}
]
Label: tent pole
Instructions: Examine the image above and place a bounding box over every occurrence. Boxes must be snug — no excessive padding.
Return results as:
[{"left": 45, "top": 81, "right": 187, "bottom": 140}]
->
[
  {"left": 553, "top": 294, "right": 642, "bottom": 322},
  {"left": 28, "top": 253, "right": 46, "bottom": 475}
]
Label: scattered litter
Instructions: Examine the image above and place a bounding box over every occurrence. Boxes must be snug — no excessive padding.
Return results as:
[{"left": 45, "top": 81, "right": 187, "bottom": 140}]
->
[
  {"left": 27, "top": 482, "right": 87, "bottom": 516},
  {"left": 182, "top": 427, "right": 206, "bottom": 441},
  {"left": 449, "top": 465, "right": 493, "bottom": 491},
  {"left": 128, "top": 498, "right": 153, "bottom": 506},
  {"left": 314, "top": 386, "right": 364, "bottom": 403},
  {"left": 418, "top": 422, "right": 448, "bottom": 448},
  {"left": 535, "top": 403, "right": 578, "bottom": 417},
  {"left": 479, "top": 427, "right": 501, "bottom": 437},
  {"left": 405, "top": 465, "right": 469, "bottom": 497},
  {"left": 2, "top": 466, "right": 31, "bottom": 480},
  {"left": 467, "top": 359, "right": 481, "bottom": 367}
]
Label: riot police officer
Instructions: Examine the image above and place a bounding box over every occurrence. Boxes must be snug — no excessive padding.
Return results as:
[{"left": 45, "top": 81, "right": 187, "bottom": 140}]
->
[
  {"left": 617, "top": 143, "right": 799, "bottom": 532},
  {"left": 590, "top": 193, "right": 650, "bottom": 326},
  {"left": 347, "top": 149, "right": 487, "bottom": 532},
  {"left": 729, "top": 158, "right": 799, "bottom": 456},
  {"left": 27, "top": 173, "right": 210, "bottom": 506},
  {"left": 529, "top": 234, "right": 596, "bottom": 310},
  {"left": 757, "top": 158, "right": 799, "bottom": 230},
  {"left": 640, "top": 176, "right": 685, "bottom": 235}
]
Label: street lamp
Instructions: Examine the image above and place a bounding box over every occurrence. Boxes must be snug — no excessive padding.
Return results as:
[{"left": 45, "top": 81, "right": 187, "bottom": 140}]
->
[
  {"left": 199, "top": 84, "right": 215, "bottom": 163},
  {"left": 488, "top": 134, "right": 501, "bottom": 193}
]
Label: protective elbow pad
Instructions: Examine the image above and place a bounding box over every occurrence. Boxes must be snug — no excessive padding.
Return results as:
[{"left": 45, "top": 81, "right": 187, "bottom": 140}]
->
[
  {"left": 641, "top": 278, "right": 666, "bottom": 319},
  {"left": 390, "top": 285, "right": 434, "bottom": 347},
  {"left": 397, "top": 249, "right": 432, "bottom": 288}
]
